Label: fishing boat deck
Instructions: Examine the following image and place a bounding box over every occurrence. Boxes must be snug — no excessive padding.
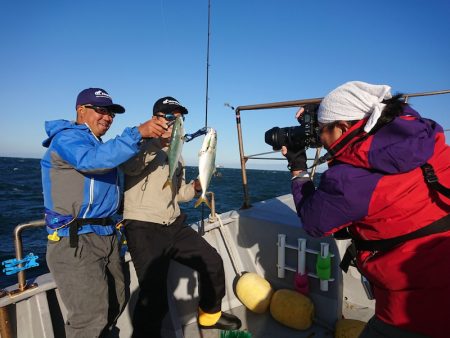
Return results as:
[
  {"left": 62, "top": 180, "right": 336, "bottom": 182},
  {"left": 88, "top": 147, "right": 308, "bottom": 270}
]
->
[
  {"left": 180, "top": 193, "right": 375, "bottom": 337},
  {"left": 0, "top": 193, "right": 374, "bottom": 338}
]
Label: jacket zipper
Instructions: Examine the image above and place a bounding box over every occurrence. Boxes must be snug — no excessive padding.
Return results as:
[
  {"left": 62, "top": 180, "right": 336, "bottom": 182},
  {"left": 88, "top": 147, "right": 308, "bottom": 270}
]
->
[{"left": 82, "top": 177, "right": 95, "bottom": 218}]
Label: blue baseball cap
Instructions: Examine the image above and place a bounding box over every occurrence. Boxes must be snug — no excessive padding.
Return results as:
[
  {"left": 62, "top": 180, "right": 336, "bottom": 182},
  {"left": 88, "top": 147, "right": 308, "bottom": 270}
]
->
[{"left": 76, "top": 88, "right": 125, "bottom": 113}]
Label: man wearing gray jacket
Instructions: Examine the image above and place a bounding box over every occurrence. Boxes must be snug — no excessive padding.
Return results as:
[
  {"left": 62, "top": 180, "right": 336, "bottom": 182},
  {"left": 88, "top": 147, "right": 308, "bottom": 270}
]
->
[{"left": 122, "top": 96, "right": 241, "bottom": 338}]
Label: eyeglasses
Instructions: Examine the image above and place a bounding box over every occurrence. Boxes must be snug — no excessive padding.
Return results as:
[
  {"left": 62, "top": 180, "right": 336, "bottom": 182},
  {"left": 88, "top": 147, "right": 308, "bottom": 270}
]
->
[
  {"left": 84, "top": 105, "right": 115, "bottom": 118},
  {"left": 155, "top": 113, "right": 185, "bottom": 121},
  {"left": 318, "top": 121, "right": 338, "bottom": 134}
]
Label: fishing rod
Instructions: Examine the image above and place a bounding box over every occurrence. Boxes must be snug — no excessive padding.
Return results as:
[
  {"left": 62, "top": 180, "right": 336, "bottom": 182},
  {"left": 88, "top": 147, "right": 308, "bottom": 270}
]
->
[
  {"left": 204, "top": 0, "right": 211, "bottom": 129},
  {"left": 198, "top": 0, "right": 212, "bottom": 236}
]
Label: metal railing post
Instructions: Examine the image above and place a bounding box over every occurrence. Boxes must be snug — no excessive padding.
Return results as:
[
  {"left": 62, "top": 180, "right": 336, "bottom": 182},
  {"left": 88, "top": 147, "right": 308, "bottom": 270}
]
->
[{"left": 235, "top": 108, "right": 251, "bottom": 209}]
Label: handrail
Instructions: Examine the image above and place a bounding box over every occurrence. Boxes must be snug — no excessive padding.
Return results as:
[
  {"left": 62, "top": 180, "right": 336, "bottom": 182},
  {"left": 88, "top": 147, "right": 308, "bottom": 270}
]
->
[
  {"left": 0, "top": 220, "right": 45, "bottom": 338},
  {"left": 234, "top": 89, "right": 450, "bottom": 209},
  {"left": 12, "top": 220, "right": 45, "bottom": 292}
]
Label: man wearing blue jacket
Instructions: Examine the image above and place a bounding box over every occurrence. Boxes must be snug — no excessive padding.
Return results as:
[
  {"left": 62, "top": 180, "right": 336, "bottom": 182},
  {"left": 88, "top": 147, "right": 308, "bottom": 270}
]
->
[{"left": 41, "top": 88, "right": 166, "bottom": 338}]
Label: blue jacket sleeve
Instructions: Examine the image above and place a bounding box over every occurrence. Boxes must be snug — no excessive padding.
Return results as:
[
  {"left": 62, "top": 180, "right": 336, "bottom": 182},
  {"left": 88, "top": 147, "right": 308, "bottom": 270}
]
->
[
  {"left": 292, "top": 164, "right": 382, "bottom": 237},
  {"left": 52, "top": 127, "right": 142, "bottom": 173}
]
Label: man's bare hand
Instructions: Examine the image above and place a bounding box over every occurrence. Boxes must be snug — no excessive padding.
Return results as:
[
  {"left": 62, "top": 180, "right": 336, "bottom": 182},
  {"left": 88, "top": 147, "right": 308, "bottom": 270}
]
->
[{"left": 138, "top": 116, "right": 167, "bottom": 139}]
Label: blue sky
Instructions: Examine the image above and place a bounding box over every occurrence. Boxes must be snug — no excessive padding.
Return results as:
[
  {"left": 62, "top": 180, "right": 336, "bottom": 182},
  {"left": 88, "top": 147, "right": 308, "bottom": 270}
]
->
[{"left": 1, "top": 0, "right": 449, "bottom": 170}]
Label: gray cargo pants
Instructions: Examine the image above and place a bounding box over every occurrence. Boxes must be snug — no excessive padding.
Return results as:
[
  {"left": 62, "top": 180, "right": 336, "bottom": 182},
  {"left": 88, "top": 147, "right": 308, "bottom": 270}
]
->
[{"left": 47, "top": 233, "right": 127, "bottom": 338}]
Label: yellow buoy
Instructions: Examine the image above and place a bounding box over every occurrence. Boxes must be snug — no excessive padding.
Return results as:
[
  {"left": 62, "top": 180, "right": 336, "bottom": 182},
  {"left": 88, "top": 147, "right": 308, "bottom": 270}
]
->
[
  {"left": 236, "top": 272, "right": 274, "bottom": 314},
  {"left": 335, "top": 318, "right": 366, "bottom": 338},
  {"left": 270, "top": 289, "right": 314, "bottom": 330}
]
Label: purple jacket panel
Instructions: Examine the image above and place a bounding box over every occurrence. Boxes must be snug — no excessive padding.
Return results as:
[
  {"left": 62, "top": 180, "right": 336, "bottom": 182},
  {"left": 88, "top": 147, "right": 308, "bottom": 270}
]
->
[
  {"left": 292, "top": 164, "right": 382, "bottom": 236},
  {"left": 368, "top": 106, "right": 437, "bottom": 174}
]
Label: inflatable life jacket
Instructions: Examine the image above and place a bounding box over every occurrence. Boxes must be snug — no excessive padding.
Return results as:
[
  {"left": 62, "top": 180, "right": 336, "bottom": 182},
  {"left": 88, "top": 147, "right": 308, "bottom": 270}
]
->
[{"left": 339, "top": 163, "right": 450, "bottom": 272}]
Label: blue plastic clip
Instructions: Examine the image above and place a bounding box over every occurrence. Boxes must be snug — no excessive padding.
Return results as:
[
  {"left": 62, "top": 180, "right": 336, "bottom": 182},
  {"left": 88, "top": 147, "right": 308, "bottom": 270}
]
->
[
  {"left": 2, "top": 253, "right": 39, "bottom": 276},
  {"left": 184, "top": 127, "right": 208, "bottom": 143}
]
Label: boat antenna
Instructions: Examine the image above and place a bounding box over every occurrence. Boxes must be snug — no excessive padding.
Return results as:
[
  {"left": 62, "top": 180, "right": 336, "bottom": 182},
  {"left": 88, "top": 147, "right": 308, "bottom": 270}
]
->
[{"left": 199, "top": 0, "right": 212, "bottom": 236}]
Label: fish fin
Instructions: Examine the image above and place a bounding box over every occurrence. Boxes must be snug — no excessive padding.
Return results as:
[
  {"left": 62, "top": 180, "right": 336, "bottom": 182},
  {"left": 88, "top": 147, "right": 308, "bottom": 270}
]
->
[
  {"left": 163, "top": 178, "right": 172, "bottom": 190},
  {"left": 194, "top": 195, "right": 211, "bottom": 209}
]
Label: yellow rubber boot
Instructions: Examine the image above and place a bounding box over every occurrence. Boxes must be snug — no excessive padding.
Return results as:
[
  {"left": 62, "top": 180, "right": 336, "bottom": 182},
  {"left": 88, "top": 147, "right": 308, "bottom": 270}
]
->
[
  {"left": 198, "top": 308, "right": 221, "bottom": 326},
  {"left": 198, "top": 308, "right": 242, "bottom": 330}
]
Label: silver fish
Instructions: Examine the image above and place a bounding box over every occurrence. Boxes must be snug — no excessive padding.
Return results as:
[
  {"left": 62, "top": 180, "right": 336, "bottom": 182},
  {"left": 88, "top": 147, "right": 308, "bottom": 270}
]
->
[
  {"left": 194, "top": 128, "right": 217, "bottom": 209},
  {"left": 163, "top": 116, "right": 185, "bottom": 190}
]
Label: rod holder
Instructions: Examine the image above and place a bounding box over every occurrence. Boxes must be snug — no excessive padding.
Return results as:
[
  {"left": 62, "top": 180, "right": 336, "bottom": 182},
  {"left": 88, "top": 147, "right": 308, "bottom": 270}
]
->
[
  {"left": 277, "top": 234, "right": 286, "bottom": 278},
  {"left": 277, "top": 234, "right": 335, "bottom": 292}
]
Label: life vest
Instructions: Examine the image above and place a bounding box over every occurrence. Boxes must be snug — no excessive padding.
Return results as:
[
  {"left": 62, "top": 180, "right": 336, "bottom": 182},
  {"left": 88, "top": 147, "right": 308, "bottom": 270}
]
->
[{"left": 339, "top": 163, "right": 450, "bottom": 272}]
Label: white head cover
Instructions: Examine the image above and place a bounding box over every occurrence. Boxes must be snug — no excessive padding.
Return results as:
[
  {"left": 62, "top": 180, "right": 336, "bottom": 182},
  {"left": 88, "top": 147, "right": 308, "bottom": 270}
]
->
[{"left": 317, "top": 81, "right": 392, "bottom": 133}]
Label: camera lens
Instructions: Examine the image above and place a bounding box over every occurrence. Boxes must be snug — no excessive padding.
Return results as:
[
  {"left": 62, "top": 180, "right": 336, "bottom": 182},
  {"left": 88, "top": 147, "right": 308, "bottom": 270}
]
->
[
  {"left": 264, "top": 104, "right": 321, "bottom": 151},
  {"left": 264, "top": 127, "right": 283, "bottom": 150}
]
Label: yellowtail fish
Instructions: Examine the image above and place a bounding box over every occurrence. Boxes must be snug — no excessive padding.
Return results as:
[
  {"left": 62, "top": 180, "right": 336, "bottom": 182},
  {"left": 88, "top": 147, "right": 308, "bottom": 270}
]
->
[
  {"left": 163, "top": 116, "right": 185, "bottom": 190},
  {"left": 194, "top": 128, "right": 217, "bottom": 209}
]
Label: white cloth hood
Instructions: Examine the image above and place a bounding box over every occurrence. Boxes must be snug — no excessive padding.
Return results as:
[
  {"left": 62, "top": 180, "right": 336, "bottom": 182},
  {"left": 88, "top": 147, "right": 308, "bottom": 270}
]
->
[{"left": 317, "top": 81, "right": 392, "bottom": 133}]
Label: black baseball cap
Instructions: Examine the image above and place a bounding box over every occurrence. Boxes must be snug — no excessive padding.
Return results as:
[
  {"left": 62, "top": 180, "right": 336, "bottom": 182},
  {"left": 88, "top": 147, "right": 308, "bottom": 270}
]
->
[
  {"left": 153, "top": 96, "right": 188, "bottom": 115},
  {"left": 76, "top": 88, "right": 125, "bottom": 113}
]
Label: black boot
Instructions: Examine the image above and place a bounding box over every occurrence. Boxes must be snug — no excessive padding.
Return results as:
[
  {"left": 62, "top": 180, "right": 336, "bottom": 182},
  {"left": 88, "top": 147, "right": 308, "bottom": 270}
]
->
[{"left": 198, "top": 312, "right": 242, "bottom": 330}]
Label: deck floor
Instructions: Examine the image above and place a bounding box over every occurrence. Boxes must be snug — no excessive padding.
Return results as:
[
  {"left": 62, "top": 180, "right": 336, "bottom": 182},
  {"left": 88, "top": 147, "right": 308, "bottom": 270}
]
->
[{"left": 183, "top": 305, "right": 335, "bottom": 338}]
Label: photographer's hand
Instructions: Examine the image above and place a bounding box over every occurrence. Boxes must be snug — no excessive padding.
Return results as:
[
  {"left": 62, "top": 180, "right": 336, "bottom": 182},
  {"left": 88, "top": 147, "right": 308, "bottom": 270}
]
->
[
  {"left": 281, "top": 146, "right": 307, "bottom": 174},
  {"left": 295, "top": 107, "right": 305, "bottom": 120}
]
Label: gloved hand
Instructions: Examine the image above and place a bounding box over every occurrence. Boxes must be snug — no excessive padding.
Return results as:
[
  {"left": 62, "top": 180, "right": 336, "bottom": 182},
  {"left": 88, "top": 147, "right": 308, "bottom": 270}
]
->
[{"left": 282, "top": 146, "right": 307, "bottom": 171}]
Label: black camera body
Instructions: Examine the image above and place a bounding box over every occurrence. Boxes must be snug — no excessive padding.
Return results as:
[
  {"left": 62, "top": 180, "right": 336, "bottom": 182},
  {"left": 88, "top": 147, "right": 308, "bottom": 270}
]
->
[{"left": 264, "top": 103, "right": 321, "bottom": 151}]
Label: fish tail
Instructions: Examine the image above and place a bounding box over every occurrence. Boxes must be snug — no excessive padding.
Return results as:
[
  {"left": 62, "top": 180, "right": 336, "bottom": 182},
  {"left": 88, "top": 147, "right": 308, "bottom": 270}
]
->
[
  {"left": 163, "top": 178, "right": 172, "bottom": 190},
  {"left": 194, "top": 195, "right": 211, "bottom": 209}
]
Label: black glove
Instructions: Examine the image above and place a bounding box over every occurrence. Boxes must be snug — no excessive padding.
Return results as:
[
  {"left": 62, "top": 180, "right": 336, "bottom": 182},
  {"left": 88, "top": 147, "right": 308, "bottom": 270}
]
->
[{"left": 284, "top": 148, "right": 307, "bottom": 171}]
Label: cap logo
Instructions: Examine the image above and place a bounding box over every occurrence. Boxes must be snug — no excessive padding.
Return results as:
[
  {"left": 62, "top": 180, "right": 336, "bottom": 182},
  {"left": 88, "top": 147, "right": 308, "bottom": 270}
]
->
[
  {"left": 162, "top": 99, "right": 180, "bottom": 106},
  {"left": 94, "top": 90, "right": 111, "bottom": 99}
]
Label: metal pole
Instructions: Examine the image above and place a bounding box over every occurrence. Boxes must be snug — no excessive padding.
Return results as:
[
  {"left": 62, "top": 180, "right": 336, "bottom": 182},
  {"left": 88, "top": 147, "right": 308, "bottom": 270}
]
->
[
  {"left": 14, "top": 223, "right": 27, "bottom": 291},
  {"left": 206, "top": 191, "right": 218, "bottom": 223},
  {"left": 0, "top": 306, "right": 13, "bottom": 338},
  {"left": 13, "top": 220, "right": 45, "bottom": 291},
  {"left": 235, "top": 108, "right": 251, "bottom": 209}
]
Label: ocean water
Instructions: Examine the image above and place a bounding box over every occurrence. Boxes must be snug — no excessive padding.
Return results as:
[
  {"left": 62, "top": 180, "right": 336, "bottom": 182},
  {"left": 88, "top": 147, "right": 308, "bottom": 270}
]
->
[{"left": 0, "top": 157, "right": 295, "bottom": 289}]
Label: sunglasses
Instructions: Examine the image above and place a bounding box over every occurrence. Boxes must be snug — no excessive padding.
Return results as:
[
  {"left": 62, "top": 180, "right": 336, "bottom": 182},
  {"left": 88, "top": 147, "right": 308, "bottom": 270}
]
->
[
  {"left": 84, "top": 105, "right": 116, "bottom": 118},
  {"left": 155, "top": 113, "right": 185, "bottom": 122}
]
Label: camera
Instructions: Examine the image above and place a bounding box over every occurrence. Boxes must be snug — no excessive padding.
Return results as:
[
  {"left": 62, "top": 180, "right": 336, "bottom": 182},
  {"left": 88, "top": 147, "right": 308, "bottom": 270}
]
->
[{"left": 264, "top": 103, "right": 321, "bottom": 151}]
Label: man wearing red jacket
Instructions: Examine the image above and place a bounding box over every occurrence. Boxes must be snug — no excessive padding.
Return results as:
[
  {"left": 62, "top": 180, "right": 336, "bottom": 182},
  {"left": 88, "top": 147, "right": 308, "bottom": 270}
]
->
[{"left": 284, "top": 81, "right": 450, "bottom": 337}]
